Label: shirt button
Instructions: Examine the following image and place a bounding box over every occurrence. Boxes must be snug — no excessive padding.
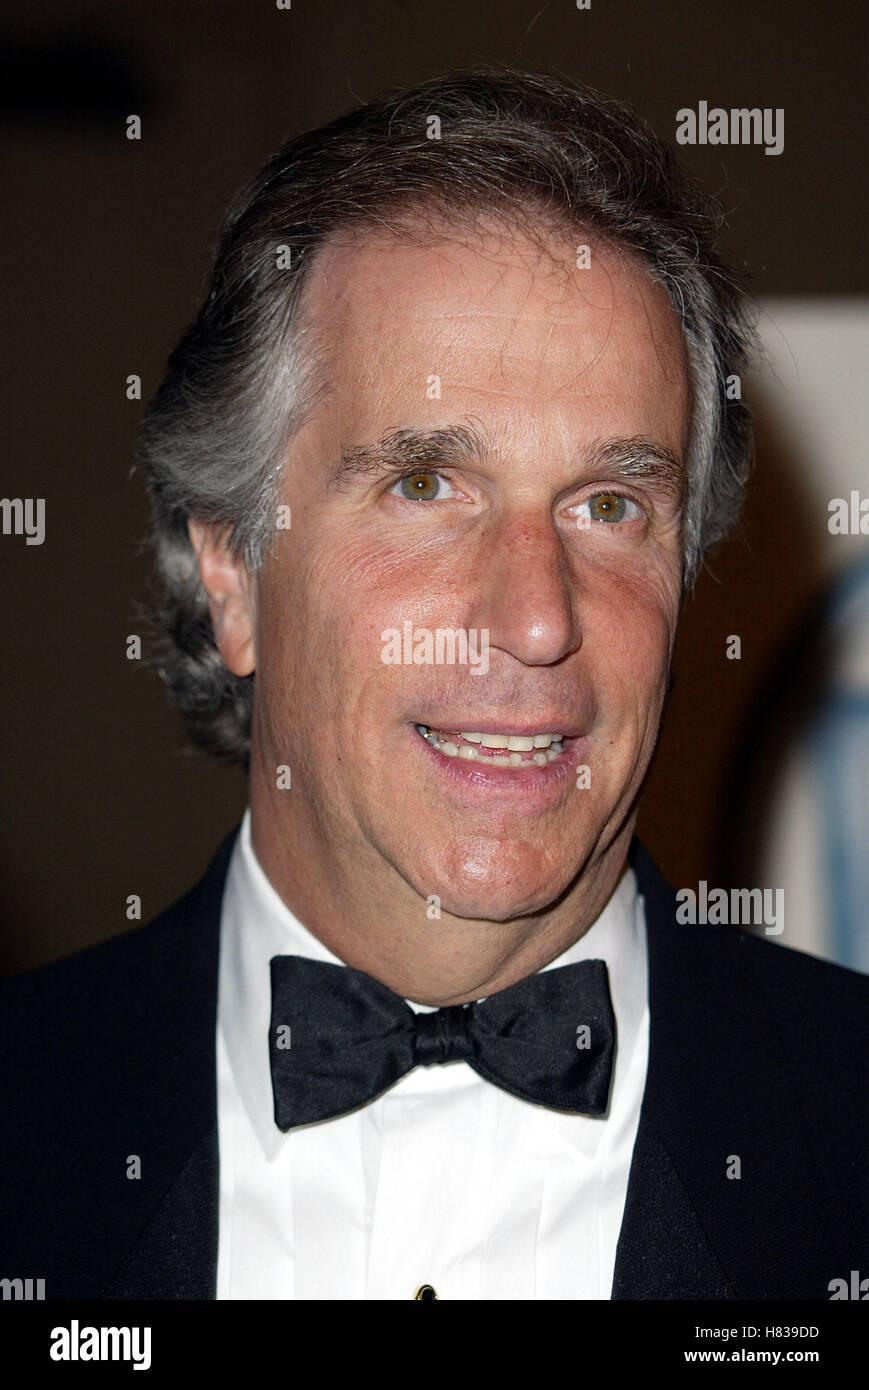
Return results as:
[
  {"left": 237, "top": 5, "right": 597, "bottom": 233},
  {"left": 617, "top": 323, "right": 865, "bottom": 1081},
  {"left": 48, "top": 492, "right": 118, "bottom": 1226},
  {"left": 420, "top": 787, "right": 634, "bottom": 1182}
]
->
[{"left": 413, "top": 1284, "right": 439, "bottom": 1300}]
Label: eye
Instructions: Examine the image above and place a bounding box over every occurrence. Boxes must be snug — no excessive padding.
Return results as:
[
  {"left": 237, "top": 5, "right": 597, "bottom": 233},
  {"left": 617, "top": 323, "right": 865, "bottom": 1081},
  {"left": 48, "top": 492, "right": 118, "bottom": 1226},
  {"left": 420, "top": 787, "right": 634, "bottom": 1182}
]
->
[
  {"left": 390, "top": 470, "right": 456, "bottom": 502},
  {"left": 570, "top": 491, "right": 644, "bottom": 528}
]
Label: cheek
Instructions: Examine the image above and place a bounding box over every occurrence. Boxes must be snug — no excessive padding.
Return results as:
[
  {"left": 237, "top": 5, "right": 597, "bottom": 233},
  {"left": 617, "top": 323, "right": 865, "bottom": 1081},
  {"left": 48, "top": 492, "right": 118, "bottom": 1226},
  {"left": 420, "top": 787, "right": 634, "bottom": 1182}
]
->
[
  {"left": 254, "top": 532, "right": 451, "bottom": 709},
  {"left": 307, "top": 524, "right": 466, "bottom": 637},
  {"left": 587, "top": 562, "right": 678, "bottom": 721}
]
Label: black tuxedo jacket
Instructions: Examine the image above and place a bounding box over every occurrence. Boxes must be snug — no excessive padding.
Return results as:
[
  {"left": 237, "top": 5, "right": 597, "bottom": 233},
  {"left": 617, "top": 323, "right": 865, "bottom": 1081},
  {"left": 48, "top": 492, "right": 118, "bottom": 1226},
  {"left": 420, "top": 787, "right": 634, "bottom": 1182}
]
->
[{"left": 1, "top": 831, "right": 867, "bottom": 1300}]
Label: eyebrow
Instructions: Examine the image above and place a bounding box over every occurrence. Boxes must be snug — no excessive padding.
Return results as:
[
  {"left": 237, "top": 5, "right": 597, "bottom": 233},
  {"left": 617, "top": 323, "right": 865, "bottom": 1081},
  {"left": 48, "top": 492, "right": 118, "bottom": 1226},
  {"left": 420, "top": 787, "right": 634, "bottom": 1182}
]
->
[
  {"left": 330, "top": 423, "right": 686, "bottom": 505},
  {"left": 582, "top": 437, "right": 687, "bottom": 506},
  {"left": 330, "top": 423, "right": 489, "bottom": 488}
]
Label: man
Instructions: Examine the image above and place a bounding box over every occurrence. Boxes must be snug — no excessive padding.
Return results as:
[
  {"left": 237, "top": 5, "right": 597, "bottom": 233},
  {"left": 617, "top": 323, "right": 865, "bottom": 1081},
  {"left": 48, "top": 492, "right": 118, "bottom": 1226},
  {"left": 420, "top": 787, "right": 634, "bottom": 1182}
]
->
[{"left": 2, "top": 66, "right": 866, "bottom": 1301}]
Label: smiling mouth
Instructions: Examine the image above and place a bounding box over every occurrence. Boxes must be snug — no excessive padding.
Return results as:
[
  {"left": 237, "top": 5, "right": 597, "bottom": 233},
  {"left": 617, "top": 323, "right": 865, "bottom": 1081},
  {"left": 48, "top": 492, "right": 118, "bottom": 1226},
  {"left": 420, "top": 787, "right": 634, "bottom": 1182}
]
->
[{"left": 415, "top": 724, "right": 565, "bottom": 767}]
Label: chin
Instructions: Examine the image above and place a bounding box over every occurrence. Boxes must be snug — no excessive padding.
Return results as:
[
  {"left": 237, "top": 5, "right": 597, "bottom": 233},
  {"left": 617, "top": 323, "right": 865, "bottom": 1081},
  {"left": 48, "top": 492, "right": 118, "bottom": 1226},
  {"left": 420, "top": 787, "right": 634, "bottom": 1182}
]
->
[
  {"left": 403, "top": 838, "right": 580, "bottom": 922},
  {"left": 438, "top": 884, "right": 561, "bottom": 923}
]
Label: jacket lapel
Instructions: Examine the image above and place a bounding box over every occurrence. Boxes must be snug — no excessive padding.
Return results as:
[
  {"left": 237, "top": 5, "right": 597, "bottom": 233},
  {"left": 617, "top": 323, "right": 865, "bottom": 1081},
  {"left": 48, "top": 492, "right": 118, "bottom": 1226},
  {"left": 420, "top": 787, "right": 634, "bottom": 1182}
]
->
[
  {"left": 612, "top": 1117, "right": 735, "bottom": 1298},
  {"left": 612, "top": 839, "right": 736, "bottom": 1298},
  {"left": 103, "top": 1126, "right": 220, "bottom": 1299},
  {"left": 100, "top": 831, "right": 237, "bottom": 1300},
  {"left": 614, "top": 838, "right": 839, "bottom": 1300}
]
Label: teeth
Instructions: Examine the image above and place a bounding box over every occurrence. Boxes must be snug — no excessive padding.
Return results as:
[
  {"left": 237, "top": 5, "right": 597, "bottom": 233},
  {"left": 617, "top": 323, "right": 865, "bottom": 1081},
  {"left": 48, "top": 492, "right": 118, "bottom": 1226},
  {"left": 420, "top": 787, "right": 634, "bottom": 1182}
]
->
[
  {"left": 460, "top": 731, "right": 559, "bottom": 749},
  {"left": 416, "top": 725, "right": 565, "bottom": 768}
]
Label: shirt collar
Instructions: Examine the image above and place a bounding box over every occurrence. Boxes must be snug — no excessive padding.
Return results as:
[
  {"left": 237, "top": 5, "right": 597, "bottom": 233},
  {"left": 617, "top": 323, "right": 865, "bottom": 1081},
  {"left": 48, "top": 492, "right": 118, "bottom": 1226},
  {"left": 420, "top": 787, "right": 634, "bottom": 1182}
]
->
[{"left": 219, "top": 808, "right": 647, "bottom": 1161}]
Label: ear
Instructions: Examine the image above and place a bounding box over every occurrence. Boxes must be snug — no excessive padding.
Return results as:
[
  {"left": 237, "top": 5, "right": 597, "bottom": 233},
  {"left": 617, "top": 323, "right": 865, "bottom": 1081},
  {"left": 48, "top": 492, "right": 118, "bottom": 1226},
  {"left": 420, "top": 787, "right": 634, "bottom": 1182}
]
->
[{"left": 188, "top": 519, "right": 256, "bottom": 676}]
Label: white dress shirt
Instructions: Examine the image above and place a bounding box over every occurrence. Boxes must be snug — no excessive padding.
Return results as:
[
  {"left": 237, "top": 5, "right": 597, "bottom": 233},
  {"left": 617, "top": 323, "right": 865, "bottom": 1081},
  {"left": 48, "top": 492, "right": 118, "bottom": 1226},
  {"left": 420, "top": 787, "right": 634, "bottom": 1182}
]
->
[{"left": 215, "top": 809, "right": 649, "bottom": 1300}]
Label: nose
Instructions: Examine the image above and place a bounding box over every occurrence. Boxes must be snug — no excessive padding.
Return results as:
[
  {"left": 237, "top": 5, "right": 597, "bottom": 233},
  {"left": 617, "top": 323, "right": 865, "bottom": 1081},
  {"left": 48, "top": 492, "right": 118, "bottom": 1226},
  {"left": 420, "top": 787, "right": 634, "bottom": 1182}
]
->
[{"left": 473, "top": 510, "right": 581, "bottom": 666}]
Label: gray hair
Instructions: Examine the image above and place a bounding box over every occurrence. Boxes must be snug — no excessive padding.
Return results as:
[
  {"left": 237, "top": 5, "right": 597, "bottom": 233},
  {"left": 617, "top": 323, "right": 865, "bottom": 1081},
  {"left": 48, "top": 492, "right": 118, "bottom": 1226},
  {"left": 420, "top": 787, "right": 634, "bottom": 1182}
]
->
[{"left": 138, "top": 64, "right": 756, "bottom": 764}]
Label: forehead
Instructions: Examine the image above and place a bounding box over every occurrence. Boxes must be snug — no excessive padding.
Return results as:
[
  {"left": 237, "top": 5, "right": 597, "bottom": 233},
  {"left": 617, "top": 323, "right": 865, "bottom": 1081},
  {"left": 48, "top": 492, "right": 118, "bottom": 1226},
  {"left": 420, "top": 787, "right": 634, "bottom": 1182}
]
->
[{"left": 300, "top": 218, "right": 689, "bottom": 449}]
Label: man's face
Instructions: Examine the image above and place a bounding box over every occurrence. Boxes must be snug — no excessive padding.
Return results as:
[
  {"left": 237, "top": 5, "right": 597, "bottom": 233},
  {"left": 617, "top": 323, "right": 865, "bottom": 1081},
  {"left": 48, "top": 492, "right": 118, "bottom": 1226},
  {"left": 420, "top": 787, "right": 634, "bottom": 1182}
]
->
[{"left": 248, "top": 220, "right": 689, "bottom": 920}]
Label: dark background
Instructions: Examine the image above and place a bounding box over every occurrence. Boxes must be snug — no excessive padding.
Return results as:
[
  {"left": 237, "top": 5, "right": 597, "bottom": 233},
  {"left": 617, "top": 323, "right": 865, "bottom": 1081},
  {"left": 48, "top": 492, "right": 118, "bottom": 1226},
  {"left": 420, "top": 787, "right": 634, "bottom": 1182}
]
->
[{"left": 1, "top": 0, "right": 865, "bottom": 973}]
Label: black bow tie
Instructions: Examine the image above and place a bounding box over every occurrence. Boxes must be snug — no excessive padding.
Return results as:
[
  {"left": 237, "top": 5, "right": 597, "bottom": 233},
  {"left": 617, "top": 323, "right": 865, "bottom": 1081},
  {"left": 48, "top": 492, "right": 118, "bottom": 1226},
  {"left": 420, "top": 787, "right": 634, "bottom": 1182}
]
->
[{"left": 268, "top": 956, "right": 616, "bottom": 1131}]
